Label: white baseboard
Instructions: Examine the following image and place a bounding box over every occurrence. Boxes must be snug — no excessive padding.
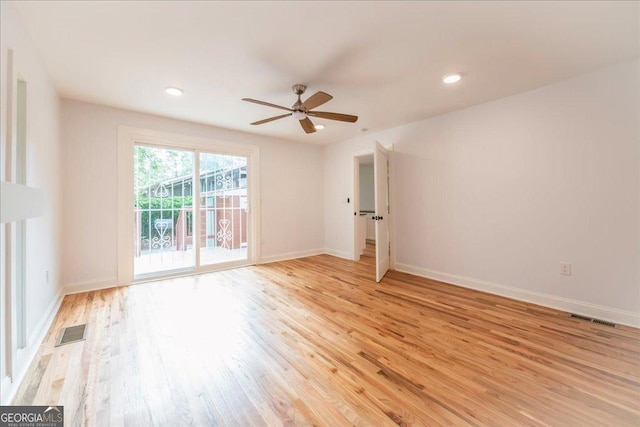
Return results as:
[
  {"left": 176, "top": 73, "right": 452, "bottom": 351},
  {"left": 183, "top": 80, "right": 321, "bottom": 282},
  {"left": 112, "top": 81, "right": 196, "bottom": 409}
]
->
[
  {"left": 1, "top": 290, "right": 63, "bottom": 405},
  {"left": 260, "top": 249, "right": 325, "bottom": 264},
  {"left": 394, "top": 262, "right": 640, "bottom": 328},
  {"left": 323, "top": 248, "right": 352, "bottom": 260},
  {"left": 27, "top": 292, "right": 63, "bottom": 349},
  {"left": 63, "top": 277, "right": 118, "bottom": 295},
  {"left": 0, "top": 375, "right": 12, "bottom": 404}
]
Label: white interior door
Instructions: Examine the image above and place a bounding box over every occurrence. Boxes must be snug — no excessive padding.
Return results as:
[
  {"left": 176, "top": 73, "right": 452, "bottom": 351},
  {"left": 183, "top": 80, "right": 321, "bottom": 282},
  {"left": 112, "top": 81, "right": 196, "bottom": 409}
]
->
[{"left": 374, "top": 142, "right": 389, "bottom": 282}]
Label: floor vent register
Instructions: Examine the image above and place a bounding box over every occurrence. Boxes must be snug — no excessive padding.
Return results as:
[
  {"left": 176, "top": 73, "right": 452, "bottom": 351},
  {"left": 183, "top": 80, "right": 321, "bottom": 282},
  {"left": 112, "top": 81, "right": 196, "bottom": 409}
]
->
[
  {"left": 570, "top": 314, "right": 616, "bottom": 328},
  {"left": 55, "top": 324, "right": 88, "bottom": 347}
]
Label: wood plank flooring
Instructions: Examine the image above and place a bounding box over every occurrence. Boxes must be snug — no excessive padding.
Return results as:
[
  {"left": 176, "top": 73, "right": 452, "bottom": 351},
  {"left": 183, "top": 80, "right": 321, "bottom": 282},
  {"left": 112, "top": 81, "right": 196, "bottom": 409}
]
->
[
  {"left": 13, "top": 254, "right": 640, "bottom": 426},
  {"left": 362, "top": 242, "right": 376, "bottom": 259}
]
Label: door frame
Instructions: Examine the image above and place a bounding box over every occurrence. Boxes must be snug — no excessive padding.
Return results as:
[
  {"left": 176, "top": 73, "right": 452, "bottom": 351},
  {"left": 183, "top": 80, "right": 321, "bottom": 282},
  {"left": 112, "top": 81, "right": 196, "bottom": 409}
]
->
[
  {"left": 1, "top": 48, "right": 36, "bottom": 398},
  {"left": 117, "top": 126, "right": 261, "bottom": 285},
  {"left": 351, "top": 142, "right": 394, "bottom": 271}
]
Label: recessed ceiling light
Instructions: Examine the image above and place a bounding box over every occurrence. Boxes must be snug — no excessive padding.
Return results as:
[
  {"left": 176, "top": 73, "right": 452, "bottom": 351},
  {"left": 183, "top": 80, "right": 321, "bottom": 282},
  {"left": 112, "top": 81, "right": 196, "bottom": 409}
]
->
[
  {"left": 314, "top": 124, "right": 325, "bottom": 130},
  {"left": 442, "top": 74, "right": 462, "bottom": 84},
  {"left": 165, "top": 86, "right": 183, "bottom": 96}
]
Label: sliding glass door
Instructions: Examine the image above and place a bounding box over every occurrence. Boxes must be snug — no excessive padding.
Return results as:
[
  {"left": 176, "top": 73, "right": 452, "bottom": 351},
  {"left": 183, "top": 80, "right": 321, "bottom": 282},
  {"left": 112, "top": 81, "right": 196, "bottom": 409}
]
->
[
  {"left": 133, "top": 144, "right": 251, "bottom": 279},
  {"left": 134, "top": 145, "right": 195, "bottom": 277},
  {"left": 199, "top": 153, "right": 248, "bottom": 266}
]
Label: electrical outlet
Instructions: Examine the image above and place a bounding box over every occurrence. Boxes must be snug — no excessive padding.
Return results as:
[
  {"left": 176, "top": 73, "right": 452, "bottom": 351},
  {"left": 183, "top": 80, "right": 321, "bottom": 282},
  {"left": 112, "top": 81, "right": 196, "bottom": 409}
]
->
[{"left": 560, "top": 262, "right": 571, "bottom": 276}]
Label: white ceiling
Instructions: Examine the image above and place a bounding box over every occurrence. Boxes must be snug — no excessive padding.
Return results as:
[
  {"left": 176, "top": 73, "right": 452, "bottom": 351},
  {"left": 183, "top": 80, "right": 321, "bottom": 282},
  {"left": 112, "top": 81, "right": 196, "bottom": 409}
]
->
[{"left": 13, "top": 1, "right": 639, "bottom": 144}]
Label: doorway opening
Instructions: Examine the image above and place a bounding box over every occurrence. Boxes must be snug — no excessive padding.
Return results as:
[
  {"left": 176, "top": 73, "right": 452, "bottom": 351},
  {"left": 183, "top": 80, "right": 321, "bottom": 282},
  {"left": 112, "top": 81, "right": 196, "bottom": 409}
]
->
[
  {"left": 355, "top": 155, "right": 376, "bottom": 260},
  {"left": 353, "top": 142, "right": 390, "bottom": 282}
]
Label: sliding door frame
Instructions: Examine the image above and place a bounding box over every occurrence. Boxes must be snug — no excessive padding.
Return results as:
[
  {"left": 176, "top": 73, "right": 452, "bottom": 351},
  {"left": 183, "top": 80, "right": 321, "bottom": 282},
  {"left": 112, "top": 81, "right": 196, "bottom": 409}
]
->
[{"left": 117, "top": 126, "right": 261, "bottom": 285}]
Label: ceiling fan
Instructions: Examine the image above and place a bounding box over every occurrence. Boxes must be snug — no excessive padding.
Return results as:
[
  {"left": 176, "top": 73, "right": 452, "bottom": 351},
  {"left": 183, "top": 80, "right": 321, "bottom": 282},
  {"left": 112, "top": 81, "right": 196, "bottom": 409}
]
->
[{"left": 242, "top": 84, "right": 358, "bottom": 134}]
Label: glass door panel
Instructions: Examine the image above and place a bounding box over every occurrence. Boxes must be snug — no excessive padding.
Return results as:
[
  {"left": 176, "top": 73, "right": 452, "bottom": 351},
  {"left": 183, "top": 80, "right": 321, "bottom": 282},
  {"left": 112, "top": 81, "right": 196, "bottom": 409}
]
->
[
  {"left": 134, "top": 145, "right": 195, "bottom": 277},
  {"left": 199, "top": 152, "right": 248, "bottom": 266}
]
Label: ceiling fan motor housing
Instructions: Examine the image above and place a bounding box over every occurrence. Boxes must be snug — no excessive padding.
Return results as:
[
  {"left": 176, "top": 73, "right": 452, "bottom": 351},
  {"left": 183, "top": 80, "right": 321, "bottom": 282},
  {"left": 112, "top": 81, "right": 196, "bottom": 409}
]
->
[{"left": 292, "top": 84, "right": 307, "bottom": 112}]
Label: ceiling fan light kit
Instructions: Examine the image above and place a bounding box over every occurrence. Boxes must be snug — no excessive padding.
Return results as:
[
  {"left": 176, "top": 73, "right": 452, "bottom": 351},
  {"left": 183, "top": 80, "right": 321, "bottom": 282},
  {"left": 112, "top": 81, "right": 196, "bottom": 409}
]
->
[{"left": 243, "top": 84, "right": 358, "bottom": 134}]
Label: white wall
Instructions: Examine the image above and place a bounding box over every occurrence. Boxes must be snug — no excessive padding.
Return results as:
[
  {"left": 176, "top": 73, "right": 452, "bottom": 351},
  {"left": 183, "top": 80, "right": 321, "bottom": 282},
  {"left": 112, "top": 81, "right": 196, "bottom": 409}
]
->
[
  {"left": 325, "top": 60, "right": 639, "bottom": 325},
  {"left": 61, "top": 100, "right": 324, "bottom": 290},
  {"left": 359, "top": 164, "right": 374, "bottom": 212},
  {"left": 1, "top": 1, "right": 62, "bottom": 403}
]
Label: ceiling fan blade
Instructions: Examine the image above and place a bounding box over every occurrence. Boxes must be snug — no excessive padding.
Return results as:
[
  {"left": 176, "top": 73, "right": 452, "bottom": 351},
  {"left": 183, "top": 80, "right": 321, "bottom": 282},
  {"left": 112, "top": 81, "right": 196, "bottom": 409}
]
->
[
  {"left": 301, "top": 91, "right": 333, "bottom": 110},
  {"left": 307, "top": 111, "right": 358, "bottom": 123},
  {"left": 242, "top": 98, "right": 293, "bottom": 112},
  {"left": 251, "top": 113, "right": 292, "bottom": 125},
  {"left": 299, "top": 117, "right": 316, "bottom": 134}
]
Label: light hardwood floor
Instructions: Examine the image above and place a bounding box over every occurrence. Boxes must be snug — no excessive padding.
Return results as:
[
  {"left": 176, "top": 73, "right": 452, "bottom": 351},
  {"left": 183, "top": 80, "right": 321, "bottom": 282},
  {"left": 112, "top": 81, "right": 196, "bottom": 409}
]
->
[
  {"left": 362, "top": 242, "right": 376, "bottom": 259},
  {"left": 13, "top": 254, "right": 640, "bottom": 426}
]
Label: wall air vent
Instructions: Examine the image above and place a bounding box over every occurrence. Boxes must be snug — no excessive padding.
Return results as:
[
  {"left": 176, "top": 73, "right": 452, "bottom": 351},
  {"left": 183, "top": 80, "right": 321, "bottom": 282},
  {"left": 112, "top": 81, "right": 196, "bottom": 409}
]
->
[
  {"left": 55, "top": 324, "right": 88, "bottom": 346},
  {"left": 570, "top": 314, "right": 616, "bottom": 328}
]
